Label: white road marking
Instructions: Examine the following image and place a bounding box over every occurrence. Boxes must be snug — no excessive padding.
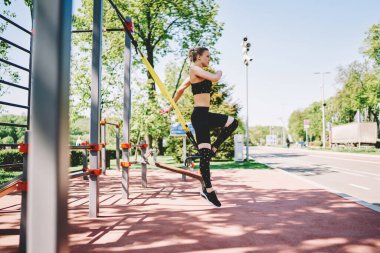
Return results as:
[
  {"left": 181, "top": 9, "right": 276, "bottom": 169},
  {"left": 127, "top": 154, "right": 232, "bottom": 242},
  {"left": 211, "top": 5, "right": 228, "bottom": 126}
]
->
[
  {"left": 307, "top": 154, "right": 380, "bottom": 165},
  {"left": 339, "top": 171, "right": 366, "bottom": 177},
  {"left": 327, "top": 165, "right": 380, "bottom": 177},
  {"left": 275, "top": 169, "right": 380, "bottom": 213},
  {"left": 253, "top": 151, "right": 380, "bottom": 178},
  {"left": 349, "top": 184, "right": 370, "bottom": 191},
  {"left": 252, "top": 146, "right": 380, "bottom": 164}
]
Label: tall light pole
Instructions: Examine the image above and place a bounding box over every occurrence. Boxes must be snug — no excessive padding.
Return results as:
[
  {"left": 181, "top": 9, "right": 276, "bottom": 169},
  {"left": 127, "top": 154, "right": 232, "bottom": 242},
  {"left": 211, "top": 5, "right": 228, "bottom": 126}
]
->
[
  {"left": 242, "top": 36, "right": 252, "bottom": 161},
  {"left": 314, "top": 72, "right": 330, "bottom": 148},
  {"left": 278, "top": 117, "right": 286, "bottom": 147}
]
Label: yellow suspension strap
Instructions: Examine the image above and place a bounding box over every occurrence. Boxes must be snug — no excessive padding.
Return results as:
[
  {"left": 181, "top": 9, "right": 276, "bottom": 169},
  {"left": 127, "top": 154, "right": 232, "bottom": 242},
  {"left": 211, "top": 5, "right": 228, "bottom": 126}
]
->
[{"left": 107, "top": 0, "right": 198, "bottom": 150}]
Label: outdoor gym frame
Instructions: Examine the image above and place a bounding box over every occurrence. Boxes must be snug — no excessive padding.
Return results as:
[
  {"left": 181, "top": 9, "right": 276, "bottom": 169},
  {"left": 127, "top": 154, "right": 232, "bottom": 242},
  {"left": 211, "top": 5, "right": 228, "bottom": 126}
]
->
[
  {"left": 9, "top": 1, "right": 153, "bottom": 251},
  {"left": 1, "top": 1, "right": 202, "bottom": 252}
]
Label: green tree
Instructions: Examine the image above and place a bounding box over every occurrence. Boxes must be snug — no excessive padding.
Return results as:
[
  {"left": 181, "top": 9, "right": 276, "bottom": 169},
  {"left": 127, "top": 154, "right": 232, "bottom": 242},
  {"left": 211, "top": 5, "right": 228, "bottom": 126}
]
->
[
  {"left": 72, "top": 0, "right": 223, "bottom": 148},
  {"left": 0, "top": 115, "right": 27, "bottom": 143},
  {"left": 249, "top": 126, "right": 265, "bottom": 146},
  {"left": 332, "top": 61, "right": 380, "bottom": 126},
  {"left": 304, "top": 102, "right": 322, "bottom": 141},
  {"left": 364, "top": 22, "right": 380, "bottom": 67},
  {"left": 288, "top": 110, "right": 306, "bottom": 142}
]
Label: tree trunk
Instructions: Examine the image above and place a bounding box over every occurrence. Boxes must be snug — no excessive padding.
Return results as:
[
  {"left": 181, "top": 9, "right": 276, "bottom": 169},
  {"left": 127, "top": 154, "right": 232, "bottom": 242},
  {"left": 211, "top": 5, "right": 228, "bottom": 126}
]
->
[
  {"left": 145, "top": 44, "right": 155, "bottom": 150},
  {"left": 158, "top": 137, "right": 164, "bottom": 155},
  {"left": 146, "top": 45, "right": 155, "bottom": 93}
]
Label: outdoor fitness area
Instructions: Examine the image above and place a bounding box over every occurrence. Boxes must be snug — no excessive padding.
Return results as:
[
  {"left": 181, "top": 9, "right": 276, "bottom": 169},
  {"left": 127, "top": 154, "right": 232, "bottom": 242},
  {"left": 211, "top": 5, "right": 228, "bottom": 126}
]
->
[
  {"left": 2, "top": 165, "right": 380, "bottom": 252},
  {"left": 1, "top": 0, "right": 380, "bottom": 253}
]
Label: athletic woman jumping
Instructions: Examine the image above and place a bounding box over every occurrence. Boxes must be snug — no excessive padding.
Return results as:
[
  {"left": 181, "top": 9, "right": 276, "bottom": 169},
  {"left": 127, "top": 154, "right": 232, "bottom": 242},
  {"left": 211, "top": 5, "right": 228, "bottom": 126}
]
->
[{"left": 161, "top": 47, "right": 238, "bottom": 207}]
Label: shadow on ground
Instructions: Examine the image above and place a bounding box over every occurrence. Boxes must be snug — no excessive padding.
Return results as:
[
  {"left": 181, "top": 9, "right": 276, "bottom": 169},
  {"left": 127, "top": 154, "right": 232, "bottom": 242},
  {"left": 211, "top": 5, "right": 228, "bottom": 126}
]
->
[{"left": 1, "top": 168, "right": 380, "bottom": 253}]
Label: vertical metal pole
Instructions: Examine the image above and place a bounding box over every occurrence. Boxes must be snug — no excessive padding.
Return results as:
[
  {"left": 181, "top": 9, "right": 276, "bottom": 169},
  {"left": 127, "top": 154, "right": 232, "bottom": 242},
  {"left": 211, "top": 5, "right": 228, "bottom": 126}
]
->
[
  {"left": 82, "top": 149, "right": 88, "bottom": 180},
  {"left": 322, "top": 74, "right": 326, "bottom": 149},
  {"left": 19, "top": 131, "right": 28, "bottom": 253},
  {"left": 101, "top": 122, "right": 106, "bottom": 175},
  {"left": 27, "top": 35, "right": 32, "bottom": 129},
  {"left": 28, "top": 0, "right": 72, "bottom": 252},
  {"left": 89, "top": 0, "right": 103, "bottom": 218},
  {"left": 182, "top": 137, "right": 186, "bottom": 181},
  {"left": 153, "top": 149, "right": 157, "bottom": 162},
  {"left": 122, "top": 17, "right": 132, "bottom": 198},
  {"left": 245, "top": 65, "right": 249, "bottom": 161},
  {"left": 141, "top": 141, "right": 147, "bottom": 187},
  {"left": 116, "top": 127, "right": 120, "bottom": 171}
]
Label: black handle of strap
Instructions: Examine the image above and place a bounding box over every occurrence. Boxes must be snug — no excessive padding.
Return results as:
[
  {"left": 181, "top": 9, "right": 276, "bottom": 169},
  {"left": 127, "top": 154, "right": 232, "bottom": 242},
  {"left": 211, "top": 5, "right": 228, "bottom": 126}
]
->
[{"left": 107, "top": 0, "right": 138, "bottom": 51}]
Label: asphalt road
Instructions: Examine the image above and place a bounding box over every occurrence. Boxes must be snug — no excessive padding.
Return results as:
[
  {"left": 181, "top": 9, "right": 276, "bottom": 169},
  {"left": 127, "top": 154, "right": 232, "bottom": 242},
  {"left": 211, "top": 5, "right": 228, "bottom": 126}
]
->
[{"left": 250, "top": 146, "right": 380, "bottom": 209}]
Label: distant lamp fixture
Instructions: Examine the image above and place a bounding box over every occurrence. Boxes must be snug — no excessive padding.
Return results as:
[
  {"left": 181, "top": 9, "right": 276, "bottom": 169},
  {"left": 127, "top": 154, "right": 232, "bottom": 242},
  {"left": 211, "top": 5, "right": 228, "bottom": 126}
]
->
[
  {"left": 241, "top": 36, "right": 253, "bottom": 65},
  {"left": 241, "top": 36, "right": 253, "bottom": 161}
]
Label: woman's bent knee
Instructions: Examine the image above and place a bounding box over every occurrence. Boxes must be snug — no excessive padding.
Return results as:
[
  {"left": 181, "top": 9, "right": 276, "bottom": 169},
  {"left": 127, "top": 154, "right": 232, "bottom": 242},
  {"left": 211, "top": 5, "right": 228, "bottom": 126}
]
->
[
  {"left": 198, "top": 143, "right": 211, "bottom": 149},
  {"left": 224, "top": 116, "right": 235, "bottom": 127}
]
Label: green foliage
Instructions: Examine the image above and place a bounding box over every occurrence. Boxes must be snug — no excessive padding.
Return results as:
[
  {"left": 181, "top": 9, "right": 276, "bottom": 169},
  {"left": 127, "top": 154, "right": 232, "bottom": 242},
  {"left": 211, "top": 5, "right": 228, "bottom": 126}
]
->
[
  {"left": 289, "top": 23, "right": 380, "bottom": 141},
  {"left": 70, "top": 150, "right": 116, "bottom": 167},
  {"left": 71, "top": 0, "right": 223, "bottom": 119},
  {"left": 332, "top": 61, "right": 380, "bottom": 126},
  {"left": 0, "top": 169, "right": 22, "bottom": 185},
  {"left": 2, "top": 136, "right": 14, "bottom": 144},
  {"left": 249, "top": 125, "right": 286, "bottom": 146},
  {"left": 70, "top": 151, "right": 85, "bottom": 167},
  {"left": 210, "top": 160, "right": 269, "bottom": 170},
  {"left": 288, "top": 110, "right": 306, "bottom": 142},
  {"left": 364, "top": 22, "right": 380, "bottom": 67},
  {"left": 0, "top": 149, "right": 89, "bottom": 168},
  {"left": 304, "top": 102, "right": 322, "bottom": 141},
  {"left": 0, "top": 115, "right": 27, "bottom": 144},
  {"left": 0, "top": 149, "right": 23, "bottom": 165}
]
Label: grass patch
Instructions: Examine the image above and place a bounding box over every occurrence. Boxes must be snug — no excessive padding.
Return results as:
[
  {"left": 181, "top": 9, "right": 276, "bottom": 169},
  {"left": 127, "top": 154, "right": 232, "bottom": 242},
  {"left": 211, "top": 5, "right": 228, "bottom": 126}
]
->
[
  {"left": 307, "top": 146, "right": 380, "bottom": 155},
  {"left": 210, "top": 160, "right": 269, "bottom": 170},
  {"left": 67, "top": 156, "right": 269, "bottom": 172},
  {"left": 130, "top": 156, "right": 268, "bottom": 170}
]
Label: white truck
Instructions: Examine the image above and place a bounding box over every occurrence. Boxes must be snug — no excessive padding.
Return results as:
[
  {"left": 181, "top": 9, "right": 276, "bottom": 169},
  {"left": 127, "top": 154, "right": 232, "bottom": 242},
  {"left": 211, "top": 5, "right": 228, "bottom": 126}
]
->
[{"left": 331, "top": 122, "right": 378, "bottom": 146}]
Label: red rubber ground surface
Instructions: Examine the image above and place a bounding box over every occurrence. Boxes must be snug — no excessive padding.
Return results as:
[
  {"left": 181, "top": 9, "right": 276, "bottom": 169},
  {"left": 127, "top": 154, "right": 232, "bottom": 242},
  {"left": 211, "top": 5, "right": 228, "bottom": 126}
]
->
[{"left": 1, "top": 168, "right": 380, "bottom": 252}]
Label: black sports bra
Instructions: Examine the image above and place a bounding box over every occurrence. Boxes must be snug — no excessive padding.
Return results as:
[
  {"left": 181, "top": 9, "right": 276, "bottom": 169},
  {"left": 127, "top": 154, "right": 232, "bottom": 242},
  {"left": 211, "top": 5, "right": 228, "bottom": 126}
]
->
[{"left": 191, "top": 79, "right": 212, "bottom": 95}]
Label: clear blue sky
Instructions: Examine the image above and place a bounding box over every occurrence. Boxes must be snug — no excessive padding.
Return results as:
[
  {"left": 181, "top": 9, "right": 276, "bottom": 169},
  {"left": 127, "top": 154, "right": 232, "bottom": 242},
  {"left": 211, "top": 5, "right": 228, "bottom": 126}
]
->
[
  {"left": 1, "top": 0, "right": 380, "bottom": 127},
  {"left": 213, "top": 0, "right": 380, "bottom": 127}
]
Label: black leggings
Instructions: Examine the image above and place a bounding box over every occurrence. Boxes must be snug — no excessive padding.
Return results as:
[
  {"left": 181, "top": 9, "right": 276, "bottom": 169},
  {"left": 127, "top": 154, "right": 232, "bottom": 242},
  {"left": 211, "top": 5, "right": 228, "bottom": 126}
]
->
[
  {"left": 191, "top": 106, "right": 228, "bottom": 144},
  {"left": 191, "top": 106, "right": 237, "bottom": 188}
]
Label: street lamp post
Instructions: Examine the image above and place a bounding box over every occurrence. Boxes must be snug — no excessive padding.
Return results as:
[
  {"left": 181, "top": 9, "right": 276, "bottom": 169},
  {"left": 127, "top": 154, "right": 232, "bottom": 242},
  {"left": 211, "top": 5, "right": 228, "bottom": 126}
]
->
[
  {"left": 314, "top": 71, "right": 330, "bottom": 148},
  {"left": 278, "top": 117, "right": 286, "bottom": 147},
  {"left": 242, "top": 36, "right": 252, "bottom": 161}
]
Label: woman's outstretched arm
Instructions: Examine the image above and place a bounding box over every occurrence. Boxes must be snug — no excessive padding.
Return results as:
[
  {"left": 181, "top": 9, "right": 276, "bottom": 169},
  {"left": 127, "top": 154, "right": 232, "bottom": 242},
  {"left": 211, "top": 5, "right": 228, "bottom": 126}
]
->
[{"left": 160, "top": 76, "right": 191, "bottom": 114}]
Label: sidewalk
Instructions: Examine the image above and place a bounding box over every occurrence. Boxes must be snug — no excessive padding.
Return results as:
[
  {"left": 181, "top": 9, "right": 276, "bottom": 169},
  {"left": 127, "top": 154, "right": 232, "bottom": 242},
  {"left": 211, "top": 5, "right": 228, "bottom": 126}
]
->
[{"left": 1, "top": 166, "right": 380, "bottom": 253}]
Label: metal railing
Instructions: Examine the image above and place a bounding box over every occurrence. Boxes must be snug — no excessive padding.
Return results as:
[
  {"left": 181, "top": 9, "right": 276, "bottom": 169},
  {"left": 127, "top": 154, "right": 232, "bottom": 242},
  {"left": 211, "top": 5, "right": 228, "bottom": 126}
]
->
[
  {"left": 0, "top": 13, "right": 32, "bottom": 131},
  {"left": 0, "top": 15, "right": 32, "bottom": 213}
]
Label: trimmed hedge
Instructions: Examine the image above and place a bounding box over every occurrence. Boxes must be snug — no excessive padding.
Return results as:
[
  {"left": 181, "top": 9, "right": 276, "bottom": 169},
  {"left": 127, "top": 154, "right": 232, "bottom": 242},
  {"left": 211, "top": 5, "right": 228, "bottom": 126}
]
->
[
  {"left": 0, "top": 149, "right": 120, "bottom": 169},
  {"left": 0, "top": 149, "right": 87, "bottom": 168},
  {"left": 70, "top": 149, "right": 120, "bottom": 168},
  {"left": 0, "top": 149, "right": 23, "bottom": 165},
  {"left": 70, "top": 150, "right": 85, "bottom": 167}
]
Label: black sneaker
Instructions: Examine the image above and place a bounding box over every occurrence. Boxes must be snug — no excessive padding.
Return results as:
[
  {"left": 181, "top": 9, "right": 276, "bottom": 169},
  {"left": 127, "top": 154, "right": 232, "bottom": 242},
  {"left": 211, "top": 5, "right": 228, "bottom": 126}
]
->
[
  {"left": 200, "top": 188, "right": 221, "bottom": 208},
  {"left": 200, "top": 187, "right": 207, "bottom": 199}
]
